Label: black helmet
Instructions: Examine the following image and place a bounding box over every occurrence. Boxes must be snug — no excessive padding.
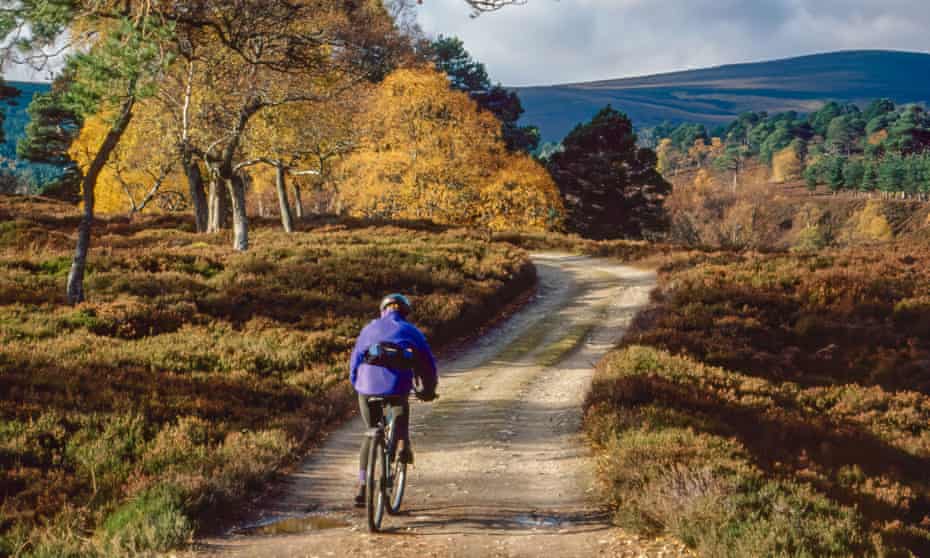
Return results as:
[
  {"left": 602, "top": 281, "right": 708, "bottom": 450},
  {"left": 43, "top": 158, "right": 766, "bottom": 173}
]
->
[{"left": 380, "top": 293, "right": 412, "bottom": 316}]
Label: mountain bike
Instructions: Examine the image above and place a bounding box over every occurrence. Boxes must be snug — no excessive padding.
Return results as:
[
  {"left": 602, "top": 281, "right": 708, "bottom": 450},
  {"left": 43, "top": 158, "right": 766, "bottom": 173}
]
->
[
  {"left": 365, "top": 386, "right": 438, "bottom": 533},
  {"left": 364, "top": 396, "right": 408, "bottom": 532}
]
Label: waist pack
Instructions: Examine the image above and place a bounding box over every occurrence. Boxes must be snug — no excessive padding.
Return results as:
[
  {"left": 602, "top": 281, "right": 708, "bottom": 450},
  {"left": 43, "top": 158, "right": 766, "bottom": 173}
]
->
[{"left": 364, "top": 342, "right": 416, "bottom": 371}]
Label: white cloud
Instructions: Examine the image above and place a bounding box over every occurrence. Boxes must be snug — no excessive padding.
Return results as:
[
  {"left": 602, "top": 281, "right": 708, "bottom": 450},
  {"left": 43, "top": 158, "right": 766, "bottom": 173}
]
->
[{"left": 414, "top": 0, "right": 930, "bottom": 86}]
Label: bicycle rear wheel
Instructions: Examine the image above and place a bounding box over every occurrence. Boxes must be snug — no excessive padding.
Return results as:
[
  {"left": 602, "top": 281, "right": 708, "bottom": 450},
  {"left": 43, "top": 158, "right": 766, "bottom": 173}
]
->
[
  {"left": 366, "top": 434, "right": 387, "bottom": 532},
  {"left": 387, "top": 456, "right": 407, "bottom": 515}
]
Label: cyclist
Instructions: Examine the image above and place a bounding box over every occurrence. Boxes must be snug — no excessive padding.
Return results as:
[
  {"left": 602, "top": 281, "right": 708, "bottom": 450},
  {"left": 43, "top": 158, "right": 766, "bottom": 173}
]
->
[{"left": 349, "top": 293, "right": 437, "bottom": 507}]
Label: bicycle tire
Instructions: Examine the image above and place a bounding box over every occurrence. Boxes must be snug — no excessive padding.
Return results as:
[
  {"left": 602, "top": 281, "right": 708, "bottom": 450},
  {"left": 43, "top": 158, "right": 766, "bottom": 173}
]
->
[
  {"left": 387, "top": 457, "right": 407, "bottom": 515},
  {"left": 366, "top": 434, "right": 386, "bottom": 532}
]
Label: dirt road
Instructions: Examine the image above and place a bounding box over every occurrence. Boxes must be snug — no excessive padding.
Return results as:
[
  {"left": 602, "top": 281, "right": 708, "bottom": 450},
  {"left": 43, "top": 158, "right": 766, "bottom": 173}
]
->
[{"left": 198, "top": 255, "right": 690, "bottom": 557}]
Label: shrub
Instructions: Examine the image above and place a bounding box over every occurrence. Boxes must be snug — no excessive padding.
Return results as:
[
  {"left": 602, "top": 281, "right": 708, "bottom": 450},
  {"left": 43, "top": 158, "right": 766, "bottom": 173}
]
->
[{"left": 99, "top": 484, "right": 192, "bottom": 554}]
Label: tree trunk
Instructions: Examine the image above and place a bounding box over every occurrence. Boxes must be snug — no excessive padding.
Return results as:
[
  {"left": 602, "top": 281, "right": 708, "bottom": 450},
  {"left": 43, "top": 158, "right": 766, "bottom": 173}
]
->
[
  {"left": 207, "top": 171, "right": 230, "bottom": 233},
  {"left": 274, "top": 164, "right": 295, "bottom": 233},
  {"left": 293, "top": 181, "right": 304, "bottom": 219},
  {"left": 183, "top": 150, "right": 208, "bottom": 233},
  {"left": 207, "top": 177, "right": 221, "bottom": 232},
  {"left": 67, "top": 96, "right": 136, "bottom": 304},
  {"left": 227, "top": 173, "right": 249, "bottom": 251}
]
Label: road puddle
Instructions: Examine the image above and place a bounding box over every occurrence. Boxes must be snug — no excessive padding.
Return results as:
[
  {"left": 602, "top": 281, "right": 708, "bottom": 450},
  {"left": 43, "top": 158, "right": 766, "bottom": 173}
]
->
[
  {"left": 235, "top": 515, "right": 350, "bottom": 536},
  {"left": 513, "top": 514, "right": 568, "bottom": 529}
]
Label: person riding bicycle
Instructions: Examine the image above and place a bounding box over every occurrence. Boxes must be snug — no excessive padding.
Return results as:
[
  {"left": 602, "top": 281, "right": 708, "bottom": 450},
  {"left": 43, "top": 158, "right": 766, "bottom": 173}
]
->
[{"left": 349, "top": 293, "right": 438, "bottom": 507}]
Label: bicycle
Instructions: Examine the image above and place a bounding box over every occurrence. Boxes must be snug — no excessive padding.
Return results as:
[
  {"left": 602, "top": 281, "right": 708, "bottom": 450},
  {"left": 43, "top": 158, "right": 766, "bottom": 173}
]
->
[
  {"left": 365, "top": 387, "right": 437, "bottom": 533},
  {"left": 364, "top": 396, "right": 408, "bottom": 532}
]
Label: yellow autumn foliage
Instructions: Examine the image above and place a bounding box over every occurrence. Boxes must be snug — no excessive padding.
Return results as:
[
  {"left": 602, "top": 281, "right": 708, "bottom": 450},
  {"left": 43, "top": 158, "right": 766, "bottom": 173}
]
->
[
  {"left": 693, "top": 168, "right": 716, "bottom": 191},
  {"left": 772, "top": 145, "right": 802, "bottom": 183},
  {"left": 337, "top": 67, "right": 563, "bottom": 231},
  {"left": 868, "top": 130, "right": 889, "bottom": 146},
  {"left": 656, "top": 138, "right": 677, "bottom": 175},
  {"left": 846, "top": 200, "right": 894, "bottom": 242},
  {"left": 70, "top": 101, "right": 187, "bottom": 215},
  {"left": 481, "top": 155, "right": 563, "bottom": 232}
]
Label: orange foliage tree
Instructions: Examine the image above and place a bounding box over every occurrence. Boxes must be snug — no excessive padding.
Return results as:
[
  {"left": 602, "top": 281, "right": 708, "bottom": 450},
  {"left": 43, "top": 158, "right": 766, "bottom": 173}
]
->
[{"left": 337, "top": 67, "right": 563, "bottom": 232}]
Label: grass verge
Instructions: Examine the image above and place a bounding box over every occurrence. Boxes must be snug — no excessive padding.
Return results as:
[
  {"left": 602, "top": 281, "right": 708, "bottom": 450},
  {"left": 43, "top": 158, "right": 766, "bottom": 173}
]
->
[
  {"left": 0, "top": 196, "right": 535, "bottom": 556},
  {"left": 586, "top": 245, "right": 930, "bottom": 556}
]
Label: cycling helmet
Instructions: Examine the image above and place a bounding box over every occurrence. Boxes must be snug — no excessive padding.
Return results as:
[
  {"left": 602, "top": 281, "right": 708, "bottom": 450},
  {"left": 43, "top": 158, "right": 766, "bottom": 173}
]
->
[{"left": 380, "top": 293, "right": 412, "bottom": 316}]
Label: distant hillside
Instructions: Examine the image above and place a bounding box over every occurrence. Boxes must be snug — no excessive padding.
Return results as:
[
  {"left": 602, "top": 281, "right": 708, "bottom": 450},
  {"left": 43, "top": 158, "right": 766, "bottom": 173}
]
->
[
  {"left": 0, "top": 81, "right": 67, "bottom": 193},
  {"left": 515, "top": 50, "right": 930, "bottom": 143}
]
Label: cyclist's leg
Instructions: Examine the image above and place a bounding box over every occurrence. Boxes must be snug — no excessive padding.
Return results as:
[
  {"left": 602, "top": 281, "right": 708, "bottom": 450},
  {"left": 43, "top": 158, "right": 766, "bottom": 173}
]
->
[
  {"left": 357, "top": 394, "right": 384, "bottom": 481},
  {"left": 390, "top": 397, "right": 410, "bottom": 443},
  {"left": 386, "top": 396, "right": 411, "bottom": 462}
]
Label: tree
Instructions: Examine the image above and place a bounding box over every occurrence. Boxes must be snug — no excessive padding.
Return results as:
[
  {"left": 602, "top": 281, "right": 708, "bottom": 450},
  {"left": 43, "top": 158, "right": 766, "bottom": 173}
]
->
[
  {"left": 239, "top": 92, "right": 366, "bottom": 231},
  {"left": 825, "top": 156, "right": 846, "bottom": 193},
  {"left": 428, "top": 35, "right": 489, "bottom": 92},
  {"left": 803, "top": 161, "right": 820, "bottom": 193},
  {"left": 656, "top": 138, "right": 680, "bottom": 176},
  {"left": 842, "top": 158, "right": 865, "bottom": 191},
  {"left": 426, "top": 35, "right": 539, "bottom": 153},
  {"left": 547, "top": 106, "right": 670, "bottom": 239},
  {"left": 16, "top": 81, "right": 82, "bottom": 200},
  {"left": 3, "top": 7, "right": 175, "bottom": 303},
  {"left": 337, "top": 67, "right": 562, "bottom": 231},
  {"left": 885, "top": 105, "right": 930, "bottom": 155},
  {"left": 864, "top": 98, "right": 896, "bottom": 122},
  {"left": 759, "top": 121, "right": 794, "bottom": 164},
  {"left": 669, "top": 123, "right": 708, "bottom": 151},
  {"left": 713, "top": 144, "right": 751, "bottom": 190},
  {"left": 70, "top": 103, "right": 186, "bottom": 216},
  {"left": 175, "top": 0, "right": 407, "bottom": 250},
  {"left": 480, "top": 154, "right": 564, "bottom": 232},
  {"left": 772, "top": 144, "right": 801, "bottom": 183},
  {"left": 150, "top": 56, "right": 211, "bottom": 232},
  {"left": 809, "top": 102, "right": 843, "bottom": 137},
  {"left": 878, "top": 155, "right": 908, "bottom": 196},
  {"left": 860, "top": 161, "right": 878, "bottom": 193},
  {"left": 826, "top": 115, "right": 863, "bottom": 156},
  {"left": 725, "top": 112, "right": 765, "bottom": 146}
]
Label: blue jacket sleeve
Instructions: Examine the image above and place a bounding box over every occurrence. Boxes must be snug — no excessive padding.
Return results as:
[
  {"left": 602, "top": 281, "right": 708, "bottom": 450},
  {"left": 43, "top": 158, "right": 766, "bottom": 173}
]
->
[
  {"left": 349, "top": 325, "right": 368, "bottom": 388},
  {"left": 413, "top": 328, "right": 438, "bottom": 392}
]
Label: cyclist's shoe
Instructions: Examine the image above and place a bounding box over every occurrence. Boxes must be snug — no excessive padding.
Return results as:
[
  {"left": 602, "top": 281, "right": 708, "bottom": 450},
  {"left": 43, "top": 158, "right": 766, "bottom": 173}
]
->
[
  {"left": 354, "top": 484, "right": 365, "bottom": 508},
  {"left": 398, "top": 445, "right": 414, "bottom": 465}
]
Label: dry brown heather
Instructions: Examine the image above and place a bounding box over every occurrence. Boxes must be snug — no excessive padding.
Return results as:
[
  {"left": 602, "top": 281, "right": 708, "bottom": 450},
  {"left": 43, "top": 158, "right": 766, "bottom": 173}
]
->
[
  {"left": 492, "top": 231, "right": 679, "bottom": 261},
  {"left": 586, "top": 246, "right": 930, "bottom": 557},
  {"left": 0, "top": 196, "right": 535, "bottom": 556}
]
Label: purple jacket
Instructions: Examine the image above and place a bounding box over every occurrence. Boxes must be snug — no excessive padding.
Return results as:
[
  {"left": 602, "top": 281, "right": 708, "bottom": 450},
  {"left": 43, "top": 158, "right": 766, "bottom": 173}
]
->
[{"left": 349, "top": 311, "right": 438, "bottom": 396}]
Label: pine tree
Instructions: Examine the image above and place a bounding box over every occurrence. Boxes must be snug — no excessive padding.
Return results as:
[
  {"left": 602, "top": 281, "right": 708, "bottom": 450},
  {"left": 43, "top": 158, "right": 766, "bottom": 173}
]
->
[
  {"left": 426, "top": 36, "right": 540, "bottom": 153},
  {"left": 547, "top": 106, "right": 670, "bottom": 239}
]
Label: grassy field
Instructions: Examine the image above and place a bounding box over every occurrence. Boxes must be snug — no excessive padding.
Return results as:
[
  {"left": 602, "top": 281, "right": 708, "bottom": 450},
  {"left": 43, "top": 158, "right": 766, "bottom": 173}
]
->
[
  {"left": 585, "top": 246, "right": 930, "bottom": 556},
  {"left": 0, "top": 196, "right": 535, "bottom": 556}
]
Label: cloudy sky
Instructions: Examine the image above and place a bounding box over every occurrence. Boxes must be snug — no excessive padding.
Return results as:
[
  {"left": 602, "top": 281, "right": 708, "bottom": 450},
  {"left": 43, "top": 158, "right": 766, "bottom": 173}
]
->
[{"left": 415, "top": 0, "right": 930, "bottom": 86}]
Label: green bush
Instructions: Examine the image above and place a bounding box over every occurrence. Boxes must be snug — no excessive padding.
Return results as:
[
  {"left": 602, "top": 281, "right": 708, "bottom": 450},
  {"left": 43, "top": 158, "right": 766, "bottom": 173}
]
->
[{"left": 100, "top": 484, "right": 192, "bottom": 554}]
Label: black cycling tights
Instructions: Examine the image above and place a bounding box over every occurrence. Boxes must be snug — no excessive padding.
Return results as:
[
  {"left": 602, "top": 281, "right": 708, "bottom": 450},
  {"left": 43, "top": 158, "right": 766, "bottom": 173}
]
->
[{"left": 358, "top": 394, "right": 410, "bottom": 480}]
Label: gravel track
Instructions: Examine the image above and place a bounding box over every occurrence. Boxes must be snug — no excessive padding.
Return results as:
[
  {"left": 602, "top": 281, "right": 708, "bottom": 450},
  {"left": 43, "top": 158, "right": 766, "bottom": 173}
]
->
[{"left": 197, "top": 255, "right": 690, "bottom": 558}]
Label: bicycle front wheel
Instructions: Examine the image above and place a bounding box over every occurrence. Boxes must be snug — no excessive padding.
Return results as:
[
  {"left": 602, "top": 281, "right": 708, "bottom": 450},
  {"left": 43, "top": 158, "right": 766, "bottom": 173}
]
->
[
  {"left": 366, "top": 435, "right": 386, "bottom": 532},
  {"left": 387, "top": 457, "right": 407, "bottom": 515}
]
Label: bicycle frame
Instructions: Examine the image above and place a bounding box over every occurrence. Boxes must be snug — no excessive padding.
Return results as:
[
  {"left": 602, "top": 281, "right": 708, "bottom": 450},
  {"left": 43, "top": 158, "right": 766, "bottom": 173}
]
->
[{"left": 365, "top": 398, "right": 406, "bottom": 532}]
